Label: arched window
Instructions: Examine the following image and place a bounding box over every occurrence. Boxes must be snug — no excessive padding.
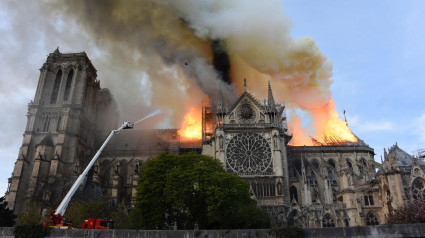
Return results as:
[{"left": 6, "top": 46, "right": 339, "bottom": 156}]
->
[
  {"left": 63, "top": 69, "right": 74, "bottom": 101},
  {"left": 328, "top": 159, "right": 336, "bottom": 169},
  {"left": 43, "top": 116, "right": 51, "bottom": 132},
  {"left": 366, "top": 211, "right": 379, "bottom": 225},
  {"left": 328, "top": 169, "right": 333, "bottom": 180},
  {"left": 290, "top": 186, "right": 298, "bottom": 202},
  {"left": 412, "top": 178, "right": 425, "bottom": 199},
  {"left": 51, "top": 70, "right": 62, "bottom": 104},
  {"left": 344, "top": 218, "right": 349, "bottom": 227},
  {"left": 346, "top": 160, "right": 353, "bottom": 171},
  {"left": 322, "top": 213, "right": 335, "bottom": 227},
  {"left": 56, "top": 115, "right": 61, "bottom": 131}
]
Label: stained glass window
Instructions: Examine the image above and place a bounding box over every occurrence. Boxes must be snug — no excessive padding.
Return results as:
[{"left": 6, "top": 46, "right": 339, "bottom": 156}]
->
[
  {"left": 412, "top": 179, "right": 425, "bottom": 199},
  {"left": 226, "top": 133, "right": 272, "bottom": 174},
  {"left": 366, "top": 211, "right": 379, "bottom": 225},
  {"left": 322, "top": 214, "right": 335, "bottom": 227}
]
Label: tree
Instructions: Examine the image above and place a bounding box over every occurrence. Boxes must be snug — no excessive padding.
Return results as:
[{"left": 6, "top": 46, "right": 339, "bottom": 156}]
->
[
  {"left": 0, "top": 196, "right": 16, "bottom": 226},
  {"left": 15, "top": 202, "right": 47, "bottom": 226},
  {"left": 132, "top": 153, "right": 270, "bottom": 229},
  {"left": 64, "top": 198, "right": 113, "bottom": 228},
  {"left": 386, "top": 198, "right": 425, "bottom": 224},
  {"left": 64, "top": 197, "right": 130, "bottom": 229}
]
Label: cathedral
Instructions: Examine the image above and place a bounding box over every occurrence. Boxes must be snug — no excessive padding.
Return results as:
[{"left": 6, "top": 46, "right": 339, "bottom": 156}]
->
[{"left": 5, "top": 50, "right": 425, "bottom": 228}]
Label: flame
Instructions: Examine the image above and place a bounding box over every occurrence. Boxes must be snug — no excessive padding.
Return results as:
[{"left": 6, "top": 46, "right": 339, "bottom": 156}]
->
[
  {"left": 290, "top": 99, "right": 358, "bottom": 146},
  {"left": 178, "top": 107, "right": 202, "bottom": 141},
  {"left": 318, "top": 112, "right": 358, "bottom": 145}
]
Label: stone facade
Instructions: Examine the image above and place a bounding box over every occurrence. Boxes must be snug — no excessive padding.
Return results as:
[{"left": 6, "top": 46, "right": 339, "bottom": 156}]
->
[
  {"left": 202, "top": 79, "right": 425, "bottom": 228},
  {"left": 202, "top": 80, "right": 292, "bottom": 226},
  {"left": 6, "top": 51, "right": 425, "bottom": 228},
  {"left": 5, "top": 49, "right": 117, "bottom": 214}
]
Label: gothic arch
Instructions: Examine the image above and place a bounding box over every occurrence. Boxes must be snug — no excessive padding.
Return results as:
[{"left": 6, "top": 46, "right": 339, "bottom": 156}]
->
[
  {"left": 52, "top": 65, "right": 64, "bottom": 74},
  {"left": 322, "top": 213, "right": 335, "bottom": 227},
  {"left": 327, "top": 159, "right": 336, "bottom": 169},
  {"left": 290, "top": 186, "right": 298, "bottom": 202},
  {"left": 346, "top": 159, "right": 353, "bottom": 171},
  {"left": 411, "top": 178, "right": 425, "bottom": 199},
  {"left": 365, "top": 211, "right": 379, "bottom": 225},
  {"left": 63, "top": 69, "right": 74, "bottom": 101},
  {"left": 327, "top": 169, "right": 334, "bottom": 180},
  {"left": 50, "top": 70, "right": 62, "bottom": 104},
  {"left": 344, "top": 218, "right": 350, "bottom": 227},
  {"left": 310, "top": 172, "right": 320, "bottom": 203},
  {"left": 63, "top": 64, "right": 77, "bottom": 74}
]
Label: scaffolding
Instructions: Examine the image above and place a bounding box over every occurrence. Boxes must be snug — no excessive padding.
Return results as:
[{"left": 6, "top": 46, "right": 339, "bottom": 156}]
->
[{"left": 202, "top": 100, "right": 216, "bottom": 142}]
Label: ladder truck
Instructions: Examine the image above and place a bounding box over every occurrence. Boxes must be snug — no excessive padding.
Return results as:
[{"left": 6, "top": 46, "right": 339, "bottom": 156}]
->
[{"left": 48, "top": 121, "right": 134, "bottom": 229}]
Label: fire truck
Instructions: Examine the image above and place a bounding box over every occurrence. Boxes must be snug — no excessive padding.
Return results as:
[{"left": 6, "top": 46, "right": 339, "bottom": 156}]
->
[{"left": 81, "top": 218, "right": 114, "bottom": 229}]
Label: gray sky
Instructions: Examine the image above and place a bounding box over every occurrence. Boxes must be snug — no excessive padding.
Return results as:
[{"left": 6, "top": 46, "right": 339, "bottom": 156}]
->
[{"left": 0, "top": 1, "right": 424, "bottom": 196}]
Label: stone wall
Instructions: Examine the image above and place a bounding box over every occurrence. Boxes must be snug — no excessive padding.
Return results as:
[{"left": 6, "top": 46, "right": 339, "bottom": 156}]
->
[
  {"left": 304, "top": 224, "right": 425, "bottom": 238},
  {"left": 48, "top": 229, "right": 273, "bottom": 238},
  {"left": 2, "top": 224, "right": 425, "bottom": 238}
]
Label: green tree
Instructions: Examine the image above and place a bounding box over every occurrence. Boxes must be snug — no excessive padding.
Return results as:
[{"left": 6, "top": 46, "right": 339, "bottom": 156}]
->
[
  {"left": 64, "top": 198, "right": 113, "bottom": 228},
  {"left": 0, "top": 196, "right": 16, "bottom": 226},
  {"left": 132, "top": 153, "right": 270, "bottom": 229},
  {"left": 16, "top": 202, "right": 47, "bottom": 226},
  {"left": 64, "top": 198, "right": 130, "bottom": 229}
]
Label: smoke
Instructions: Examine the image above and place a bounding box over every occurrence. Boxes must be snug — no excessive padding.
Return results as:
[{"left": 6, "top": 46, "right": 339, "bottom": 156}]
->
[
  {"left": 212, "top": 40, "right": 231, "bottom": 84},
  {"left": 47, "top": 0, "right": 342, "bottom": 141}
]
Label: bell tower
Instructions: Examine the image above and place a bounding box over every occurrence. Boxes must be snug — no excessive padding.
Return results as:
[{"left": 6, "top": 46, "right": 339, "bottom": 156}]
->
[{"left": 6, "top": 48, "right": 115, "bottom": 214}]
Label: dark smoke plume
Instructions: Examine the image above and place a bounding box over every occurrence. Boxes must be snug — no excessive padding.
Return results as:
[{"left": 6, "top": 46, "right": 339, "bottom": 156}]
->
[{"left": 212, "top": 40, "right": 231, "bottom": 84}]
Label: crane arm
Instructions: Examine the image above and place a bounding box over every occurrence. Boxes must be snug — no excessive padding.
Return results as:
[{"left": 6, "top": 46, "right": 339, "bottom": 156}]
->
[{"left": 52, "top": 121, "right": 134, "bottom": 221}]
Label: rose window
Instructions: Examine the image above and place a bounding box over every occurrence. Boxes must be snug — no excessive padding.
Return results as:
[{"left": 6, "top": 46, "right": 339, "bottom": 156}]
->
[
  {"left": 237, "top": 104, "right": 256, "bottom": 123},
  {"left": 226, "top": 133, "right": 272, "bottom": 174},
  {"left": 412, "top": 179, "right": 425, "bottom": 199}
]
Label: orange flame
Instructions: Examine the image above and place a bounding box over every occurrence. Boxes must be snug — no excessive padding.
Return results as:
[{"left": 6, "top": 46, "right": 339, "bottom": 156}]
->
[
  {"left": 290, "top": 99, "right": 358, "bottom": 146},
  {"left": 178, "top": 107, "right": 202, "bottom": 141},
  {"left": 320, "top": 111, "right": 357, "bottom": 144}
]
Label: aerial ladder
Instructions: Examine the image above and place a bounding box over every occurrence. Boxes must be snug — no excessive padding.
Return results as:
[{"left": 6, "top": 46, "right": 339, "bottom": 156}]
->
[
  {"left": 47, "top": 109, "right": 162, "bottom": 229},
  {"left": 49, "top": 120, "right": 134, "bottom": 229}
]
